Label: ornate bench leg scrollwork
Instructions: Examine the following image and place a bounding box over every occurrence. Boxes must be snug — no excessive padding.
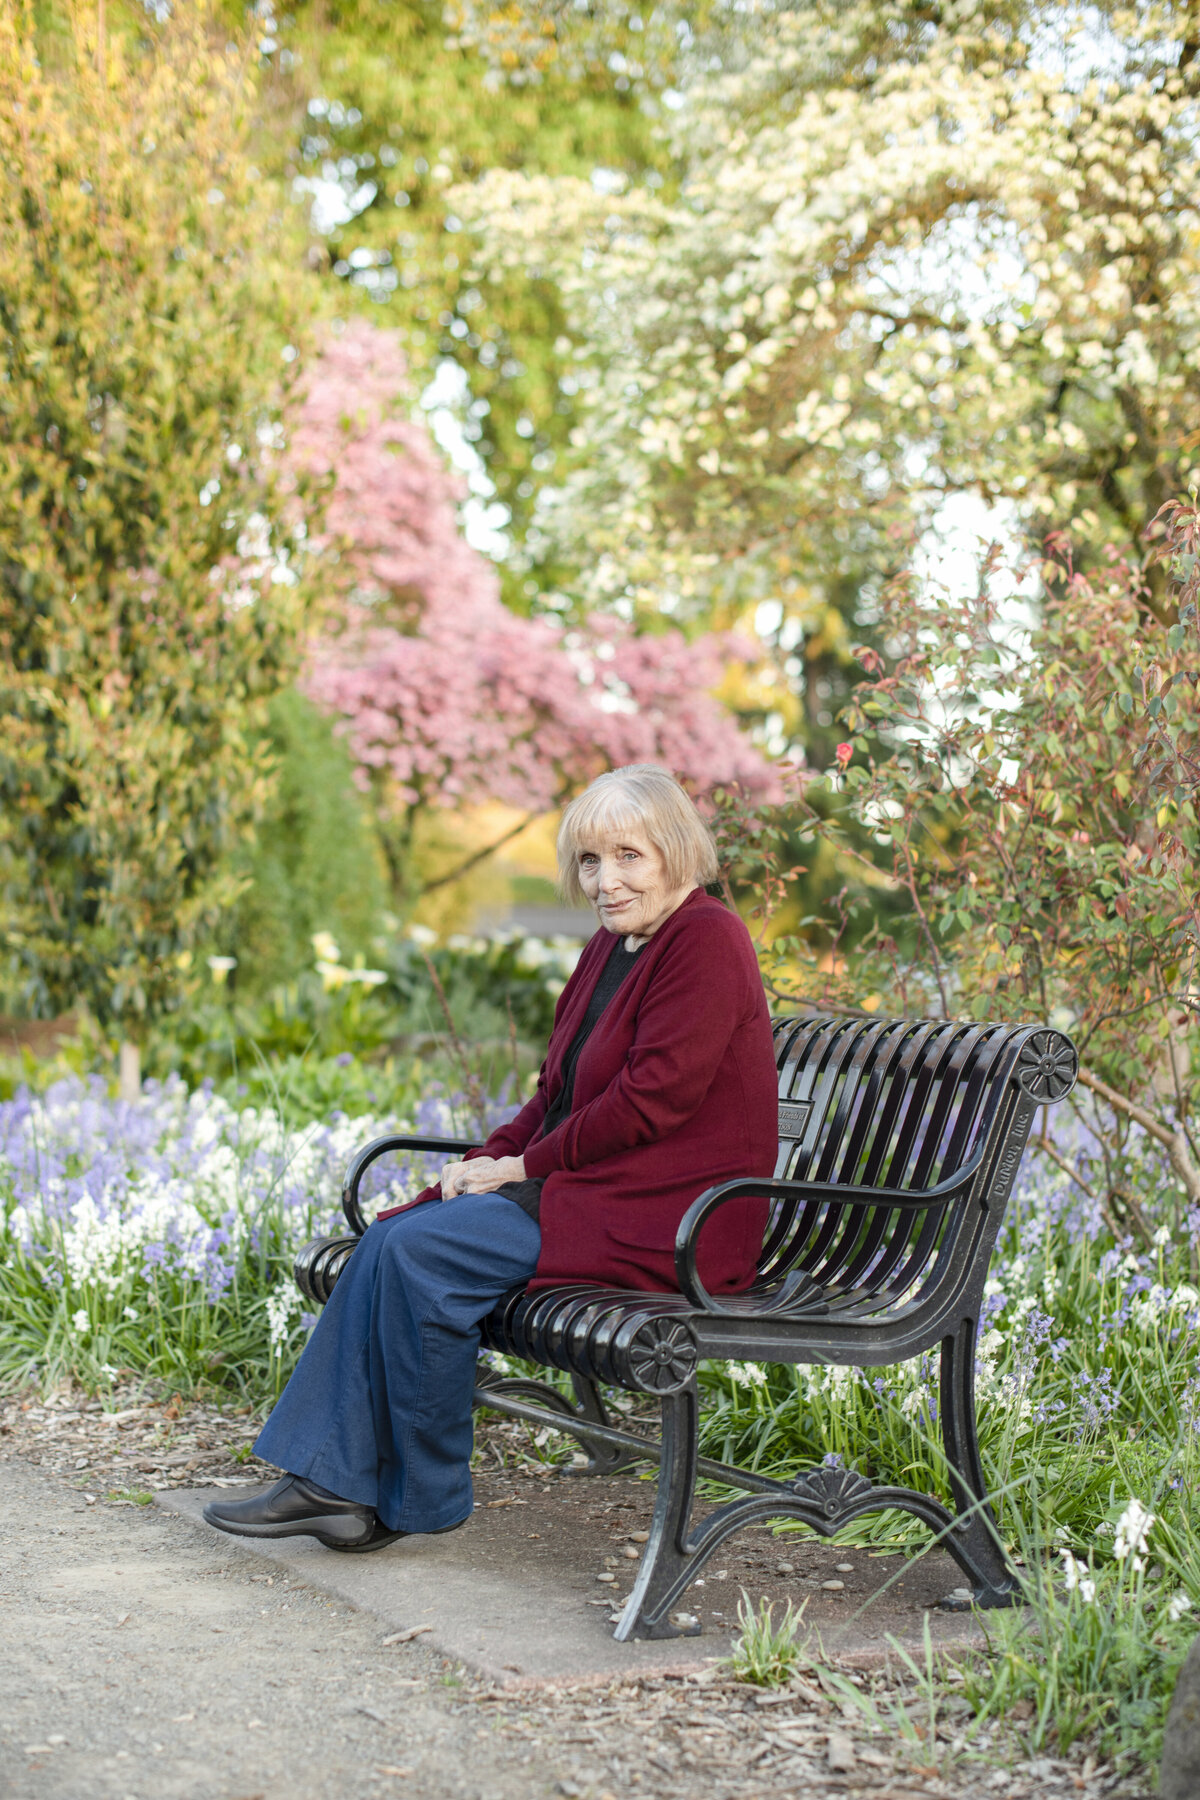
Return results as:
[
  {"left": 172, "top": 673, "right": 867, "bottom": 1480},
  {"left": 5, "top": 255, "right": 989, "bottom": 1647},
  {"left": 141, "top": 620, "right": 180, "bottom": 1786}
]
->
[
  {"left": 612, "top": 1372, "right": 1023, "bottom": 1640},
  {"left": 566, "top": 1377, "right": 642, "bottom": 1478}
]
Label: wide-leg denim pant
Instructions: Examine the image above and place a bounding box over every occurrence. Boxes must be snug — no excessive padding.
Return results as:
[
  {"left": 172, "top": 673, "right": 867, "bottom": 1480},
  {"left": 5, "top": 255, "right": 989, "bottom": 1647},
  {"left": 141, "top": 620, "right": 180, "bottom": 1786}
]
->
[{"left": 254, "top": 1192, "right": 541, "bottom": 1533}]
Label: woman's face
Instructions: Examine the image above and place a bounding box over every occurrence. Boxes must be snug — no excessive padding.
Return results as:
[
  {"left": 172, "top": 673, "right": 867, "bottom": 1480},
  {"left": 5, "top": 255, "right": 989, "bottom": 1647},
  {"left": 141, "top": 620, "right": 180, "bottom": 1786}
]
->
[{"left": 575, "top": 829, "right": 694, "bottom": 941}]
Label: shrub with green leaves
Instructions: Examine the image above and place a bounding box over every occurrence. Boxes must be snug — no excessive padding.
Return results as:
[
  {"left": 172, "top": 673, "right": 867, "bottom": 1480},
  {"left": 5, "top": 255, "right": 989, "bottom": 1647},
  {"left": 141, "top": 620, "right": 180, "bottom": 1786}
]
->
[
  {"left": 216, "top": 690, "right": 391, "bottom": 996},
  {"left": 0, "top": 3, "right": 310, "bottom": 1042},
  {"left": 714, "top": 514, "right": 1200, "bottom": 1220}
]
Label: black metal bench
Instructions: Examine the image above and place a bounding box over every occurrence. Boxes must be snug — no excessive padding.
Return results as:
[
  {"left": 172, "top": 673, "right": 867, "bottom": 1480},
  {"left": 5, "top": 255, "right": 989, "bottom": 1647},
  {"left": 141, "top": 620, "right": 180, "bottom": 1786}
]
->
[{"left": 295, "top": 1013, "right": 1076, "bottom": 1640}]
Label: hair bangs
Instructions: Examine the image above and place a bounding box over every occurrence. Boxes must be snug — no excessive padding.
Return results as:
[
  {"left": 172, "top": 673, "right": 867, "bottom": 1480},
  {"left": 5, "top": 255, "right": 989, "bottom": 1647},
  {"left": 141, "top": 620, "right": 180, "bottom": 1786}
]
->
[{"left": 556, "top": 765, "right": 719, "bottom": 905}]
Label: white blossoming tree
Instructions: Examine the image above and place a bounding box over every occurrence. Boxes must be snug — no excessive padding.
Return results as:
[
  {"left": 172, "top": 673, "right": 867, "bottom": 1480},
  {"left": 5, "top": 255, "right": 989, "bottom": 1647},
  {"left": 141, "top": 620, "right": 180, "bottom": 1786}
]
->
[{"left": 450, "top": 1, "right": 1200, "bottom": 744}]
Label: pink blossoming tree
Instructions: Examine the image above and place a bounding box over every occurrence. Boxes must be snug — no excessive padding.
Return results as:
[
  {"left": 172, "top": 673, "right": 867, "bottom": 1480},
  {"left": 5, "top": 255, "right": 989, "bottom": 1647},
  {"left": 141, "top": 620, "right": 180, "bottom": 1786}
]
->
[{"left": 292, "top": 319, "right": 773, "bottom": 900}]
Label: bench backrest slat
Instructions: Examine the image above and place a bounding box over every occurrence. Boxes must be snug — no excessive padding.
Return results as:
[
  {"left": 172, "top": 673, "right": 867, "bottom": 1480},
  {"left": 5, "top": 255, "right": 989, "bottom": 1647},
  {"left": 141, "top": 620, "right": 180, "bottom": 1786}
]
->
[
  {"left": 775, "top": 1019, "right": 1014, "bottom": 1189},
  {"left": 763, "top": 1014, "right": 1071, "bottom": 1310}
]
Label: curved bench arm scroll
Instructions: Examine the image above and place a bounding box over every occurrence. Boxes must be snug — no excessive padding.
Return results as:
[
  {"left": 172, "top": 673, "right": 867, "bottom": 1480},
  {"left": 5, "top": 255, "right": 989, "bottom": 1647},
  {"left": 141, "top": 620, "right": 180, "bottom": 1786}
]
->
[
  {"left": 341, "top": 1133, "right": 480, "bottom": 1236},
  {"left": 673, "top": 1169, "right": 975, "bottom": 1315}
]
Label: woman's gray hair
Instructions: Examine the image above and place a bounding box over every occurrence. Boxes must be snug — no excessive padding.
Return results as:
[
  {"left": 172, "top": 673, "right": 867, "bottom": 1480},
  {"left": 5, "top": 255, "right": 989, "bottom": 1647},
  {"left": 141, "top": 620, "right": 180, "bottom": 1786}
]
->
[{"left": 556, "top": 765, "right": 719, "bottom": 904}]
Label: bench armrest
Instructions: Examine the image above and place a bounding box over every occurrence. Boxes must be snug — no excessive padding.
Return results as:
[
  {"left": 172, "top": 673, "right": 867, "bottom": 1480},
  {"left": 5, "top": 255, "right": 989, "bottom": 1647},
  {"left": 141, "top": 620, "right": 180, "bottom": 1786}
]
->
[
  {"left": 673, "top": 1168, "right": 974, "bottom": 1314},
  {"left": 342, "top": 1132, "right": 481, "bottom": 1236}
]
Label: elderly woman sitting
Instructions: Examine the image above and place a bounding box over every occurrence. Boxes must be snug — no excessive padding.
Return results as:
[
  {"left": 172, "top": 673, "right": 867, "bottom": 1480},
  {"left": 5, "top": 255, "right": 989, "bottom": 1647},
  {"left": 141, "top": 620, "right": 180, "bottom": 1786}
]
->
[{"left": 204, "top": 765, "right": 776, "bottom": 1551}]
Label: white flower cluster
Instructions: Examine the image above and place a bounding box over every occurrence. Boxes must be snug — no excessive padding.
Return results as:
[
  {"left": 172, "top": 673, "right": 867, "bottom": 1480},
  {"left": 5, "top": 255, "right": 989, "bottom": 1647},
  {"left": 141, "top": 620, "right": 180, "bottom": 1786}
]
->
[
  {"left": 801, "top": 1362, "right": 860, "bottom": 1400},
  {"left": 974, "top": 1328, "right": 1032, "bottom": 1420},
  {"left": 1061, "top": 1550, "right": 1096, "bottom": 1604},
  {"left": 443, "top": 929, "right": 585, "bottom": 998},
  {"left": 2, "top": 1078, "right": 400, "bottom": 1319},
  {"left": 265, "top": 1285, "right": 303, "bottom": 1354},
  {"left": 725, "top": 1361, "right": 768, "bottom": 1388},
  {"left": 899, "top": 1385, "right": 933, "bottom": 1423},
  {"left": 1128, "top": 1284, "right": 1200, "bottom": 1330},
  {"left": 1061, "top": 1499, "right": 1189, "bottom": 1615},
  {"left": 311, "top": 932, "right": 387, "bottom": 991},
  {"left": 1112, "top": 1498, "right": 1155, "bottom": 1573}
]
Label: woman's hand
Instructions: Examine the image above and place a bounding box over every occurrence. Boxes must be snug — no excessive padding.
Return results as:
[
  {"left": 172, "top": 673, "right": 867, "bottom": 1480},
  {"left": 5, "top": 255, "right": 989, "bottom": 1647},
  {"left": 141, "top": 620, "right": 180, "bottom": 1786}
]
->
[{"left": 439, "top": 1155, "right": 526, "bottom": 1198}]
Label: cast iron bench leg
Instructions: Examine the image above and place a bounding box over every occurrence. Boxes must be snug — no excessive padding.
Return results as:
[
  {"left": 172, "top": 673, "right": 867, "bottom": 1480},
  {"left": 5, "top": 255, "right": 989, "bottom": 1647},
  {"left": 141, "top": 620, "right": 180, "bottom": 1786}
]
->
[
  {"left": 612, "top": 1385, "right": 703, "bottom": 1642},
  {"left": 939, "top": 1318, "right": 1022, "bottom": 1609}
]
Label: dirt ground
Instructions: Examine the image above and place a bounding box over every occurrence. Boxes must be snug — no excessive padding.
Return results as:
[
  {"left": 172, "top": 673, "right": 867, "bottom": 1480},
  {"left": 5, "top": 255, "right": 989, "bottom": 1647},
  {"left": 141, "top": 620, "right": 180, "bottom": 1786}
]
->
[
  {"left": 0, "top": 1388, "right": 1149, "bottom": 1800},
  {"left": 0, "top": 1385, "right": 1020, "bottom": 1652}
]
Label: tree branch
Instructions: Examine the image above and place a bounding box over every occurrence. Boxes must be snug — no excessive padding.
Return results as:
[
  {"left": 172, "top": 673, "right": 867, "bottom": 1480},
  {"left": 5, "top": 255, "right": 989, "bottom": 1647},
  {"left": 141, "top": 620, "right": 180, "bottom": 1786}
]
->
[
  {"left": 420, "top": 812, "right": 540, "bottom": 897},
  {"left": 1076, "top": 1065, "right": 1200, "bottom": 1207},
  {"left": 1032, "top": 1132, "right": 1128, "bottom": 1241}
]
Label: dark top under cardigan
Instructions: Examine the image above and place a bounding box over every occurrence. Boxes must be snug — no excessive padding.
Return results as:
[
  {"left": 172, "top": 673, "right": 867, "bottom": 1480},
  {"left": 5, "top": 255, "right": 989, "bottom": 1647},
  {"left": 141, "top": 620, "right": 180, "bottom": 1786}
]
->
[
  {"left": 495, "top": 934, "right": 646, "bottom": 1222},
  {"left": 381, "top": 889, "right": 778, "bottom": 1296}
]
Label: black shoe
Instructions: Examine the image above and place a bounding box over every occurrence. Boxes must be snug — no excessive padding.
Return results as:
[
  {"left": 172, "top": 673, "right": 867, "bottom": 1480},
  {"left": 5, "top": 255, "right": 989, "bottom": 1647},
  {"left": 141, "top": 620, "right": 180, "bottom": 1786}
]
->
[
  {"left": 324, "top": 1516, "right": 411, "bottom": 1554},
  {"left": 324, "top": 1513, "right": 469, "bottom": 1555},
  {"left": 202, "top": 1474, "right": 377, "bottom": 1548}
]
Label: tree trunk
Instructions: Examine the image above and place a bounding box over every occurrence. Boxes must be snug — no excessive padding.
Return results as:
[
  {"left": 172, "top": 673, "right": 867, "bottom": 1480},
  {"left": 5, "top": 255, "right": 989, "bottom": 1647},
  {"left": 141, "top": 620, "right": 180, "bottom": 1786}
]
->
[
  {"left": 118, "top": 1039, "right": 141, "bottom": 1104},
  {"left": 377, "top": 804, "right": 418, "bottom": 912}
]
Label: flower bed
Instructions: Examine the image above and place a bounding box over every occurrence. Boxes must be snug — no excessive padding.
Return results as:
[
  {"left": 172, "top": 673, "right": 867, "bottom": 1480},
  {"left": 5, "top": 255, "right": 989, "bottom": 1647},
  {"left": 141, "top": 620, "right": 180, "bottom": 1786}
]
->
[
  {"left": 2, "top": 1072, "right": 1197, "bottom": 1778},
  {"left": 1, "top": 1076, "right": 1197, "bottom": 1564},
  {"left": 0, "top": 1074, "right": 511, "bottom": 1398}
]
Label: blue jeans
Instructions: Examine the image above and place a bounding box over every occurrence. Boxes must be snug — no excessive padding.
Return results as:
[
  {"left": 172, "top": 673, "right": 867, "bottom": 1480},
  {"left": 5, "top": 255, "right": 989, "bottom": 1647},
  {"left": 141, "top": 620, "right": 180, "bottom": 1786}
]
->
[{"left": 254, "top": 1193, "right": 541, "bottom": 1533}]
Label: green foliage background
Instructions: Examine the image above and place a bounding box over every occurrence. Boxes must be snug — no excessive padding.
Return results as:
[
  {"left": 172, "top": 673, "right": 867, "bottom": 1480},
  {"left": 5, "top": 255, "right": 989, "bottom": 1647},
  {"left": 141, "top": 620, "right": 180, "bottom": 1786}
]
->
[
  {"left": 0, "top": 4, "right": 314, "bottom": 1032},
  {"left": 221, "top": 691, "right": 390, "bottom": 995},
  {"left": 243, "top": 0, "right": 667, "bottom": 596}
]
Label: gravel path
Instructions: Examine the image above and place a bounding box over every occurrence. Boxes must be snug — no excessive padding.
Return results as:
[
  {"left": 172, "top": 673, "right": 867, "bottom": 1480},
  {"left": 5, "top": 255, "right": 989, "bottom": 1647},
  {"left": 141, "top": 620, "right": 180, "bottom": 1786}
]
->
[{"left": 0, "top": 1390, "right": 1149, "bottom": 1800}]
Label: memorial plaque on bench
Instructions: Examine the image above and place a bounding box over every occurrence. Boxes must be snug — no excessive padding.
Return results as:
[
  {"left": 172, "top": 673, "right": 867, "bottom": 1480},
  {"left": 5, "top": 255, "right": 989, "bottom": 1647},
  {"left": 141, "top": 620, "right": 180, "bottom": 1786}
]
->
[{"left": 776, "top": 1099, "right": 812, "bottom": 1141}]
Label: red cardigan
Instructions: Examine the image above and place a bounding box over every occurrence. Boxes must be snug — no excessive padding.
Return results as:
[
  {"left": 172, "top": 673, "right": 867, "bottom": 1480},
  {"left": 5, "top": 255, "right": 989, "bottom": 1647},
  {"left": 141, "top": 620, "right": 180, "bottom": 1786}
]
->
[{"left": 390, "top": 890, "right": 778, "bottom": 1294}]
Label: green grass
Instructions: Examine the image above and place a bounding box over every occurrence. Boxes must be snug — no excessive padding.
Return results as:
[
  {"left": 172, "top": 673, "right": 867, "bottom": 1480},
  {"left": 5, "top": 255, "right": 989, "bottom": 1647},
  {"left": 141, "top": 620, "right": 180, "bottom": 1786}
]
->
[{"left": 725, "top": 1591, "right": 809, "bottom": 1686}]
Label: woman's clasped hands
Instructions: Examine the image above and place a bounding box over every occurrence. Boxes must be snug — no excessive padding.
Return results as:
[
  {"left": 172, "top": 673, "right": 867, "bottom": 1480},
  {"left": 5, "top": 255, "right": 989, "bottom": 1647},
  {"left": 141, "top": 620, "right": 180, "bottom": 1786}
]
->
[{"left": 438, "top": 1155, "right": 526, "bottom": 1199}]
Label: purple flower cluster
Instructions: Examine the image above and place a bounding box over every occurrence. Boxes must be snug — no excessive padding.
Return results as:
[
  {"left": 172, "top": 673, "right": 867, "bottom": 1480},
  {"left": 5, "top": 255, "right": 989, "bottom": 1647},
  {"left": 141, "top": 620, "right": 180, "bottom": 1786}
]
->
[
  {"left": 972, "top": 1107, "right": 1200, "bottom": 1441},
  {"left": 0, "top": 1074, "right": 518, "bottom": 1324}
]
